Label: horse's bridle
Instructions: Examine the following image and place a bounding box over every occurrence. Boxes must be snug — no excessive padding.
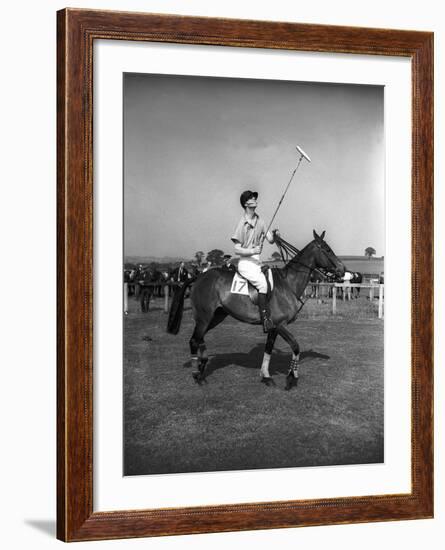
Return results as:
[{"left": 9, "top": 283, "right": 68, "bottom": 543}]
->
[
  {"left": 271, "top": 235, "right": 342, "bottom": 315},
  {"left": 313, "top": 241, "right": 341, "bottom": 274},
  {"left": 284, "top": 241, "right": 340, "bottom": 280}
]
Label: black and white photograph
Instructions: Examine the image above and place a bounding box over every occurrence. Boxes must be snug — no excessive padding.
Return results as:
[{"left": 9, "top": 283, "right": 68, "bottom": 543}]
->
[
  {"left": 2, "top": 0, "right": 440, "bottom": 547},
  {"left": 123, "top": 73, "right": 385, "bottom": 476}
]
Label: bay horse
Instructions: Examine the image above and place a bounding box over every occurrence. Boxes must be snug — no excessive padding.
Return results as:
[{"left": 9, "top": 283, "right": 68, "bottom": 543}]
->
[{"left": 167, "top": 230, "right": 345, "bottom": 389}]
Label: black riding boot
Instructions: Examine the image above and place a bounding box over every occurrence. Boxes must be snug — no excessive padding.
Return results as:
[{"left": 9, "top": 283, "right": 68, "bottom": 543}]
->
[{"left": 258, "top": 293, "right": 274, "bottom": 333}]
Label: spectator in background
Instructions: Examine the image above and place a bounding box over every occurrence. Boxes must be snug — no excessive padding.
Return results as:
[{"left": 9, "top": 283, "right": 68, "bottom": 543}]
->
[
  {"left": 222, "top": 254, "right": 235, "bottom": 271},
  {"left": 170, "top": 261, "right": 189, "bottom": 285},
  {"left": 189, "top": 263, "right": 200, "bottom": 278},
  {"left": 136, "top": 263, "right": 144, "bottom": 279},
  {"left": 342, "top": 270, "right": 353, "bottom": 300}
]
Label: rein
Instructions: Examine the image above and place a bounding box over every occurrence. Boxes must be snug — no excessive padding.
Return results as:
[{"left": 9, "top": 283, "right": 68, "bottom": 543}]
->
[{"left": 275, "top": 235, "right": 333, "bottom": 279}]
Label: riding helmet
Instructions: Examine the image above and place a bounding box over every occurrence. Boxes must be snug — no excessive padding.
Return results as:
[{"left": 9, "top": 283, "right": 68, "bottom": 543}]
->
[{"left": 240, "top": 190, "right": 258, "bottom": 208}]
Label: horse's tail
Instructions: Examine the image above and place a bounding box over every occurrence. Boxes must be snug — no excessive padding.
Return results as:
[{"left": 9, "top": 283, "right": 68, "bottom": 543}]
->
[{"left": 166, "top": 278, "right": 196, "bottom": 335}]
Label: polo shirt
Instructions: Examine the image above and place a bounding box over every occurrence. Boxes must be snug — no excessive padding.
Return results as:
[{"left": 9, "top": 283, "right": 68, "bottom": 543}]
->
[{"left": 231, "top": 213, "right": 267, "bottom": 261}]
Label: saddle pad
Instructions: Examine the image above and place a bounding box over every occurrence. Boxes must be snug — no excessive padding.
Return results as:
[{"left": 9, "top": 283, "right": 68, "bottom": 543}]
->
[{"left": 230, "top": 270, "right": 274, "bottom": 295}]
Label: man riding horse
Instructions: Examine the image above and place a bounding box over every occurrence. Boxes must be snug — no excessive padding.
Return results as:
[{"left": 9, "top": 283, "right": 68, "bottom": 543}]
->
[
  {"left": 231, "top": 190, "right": 278, "bottom": 333},
  {"left": 167, "top": 146, "right": 346, "bottom": 389}
]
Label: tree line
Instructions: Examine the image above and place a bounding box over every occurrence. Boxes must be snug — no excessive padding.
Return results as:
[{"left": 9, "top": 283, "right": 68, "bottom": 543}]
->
[
  {"left": 194, "top": 247, "right": 377, "bottom": 267},
  {"left": 194, "top": 249, "right": 283, "bottom": 267}
]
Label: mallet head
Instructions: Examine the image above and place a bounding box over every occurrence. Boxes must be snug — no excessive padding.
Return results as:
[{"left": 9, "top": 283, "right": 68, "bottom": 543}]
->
[{"left": 296, "top": 145, "right": 311, "bottom": 163}]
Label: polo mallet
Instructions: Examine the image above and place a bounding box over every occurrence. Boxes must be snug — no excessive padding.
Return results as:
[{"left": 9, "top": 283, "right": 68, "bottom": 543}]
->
[{"left": 260, "top": 145, "right": 311, "bottom": 250}]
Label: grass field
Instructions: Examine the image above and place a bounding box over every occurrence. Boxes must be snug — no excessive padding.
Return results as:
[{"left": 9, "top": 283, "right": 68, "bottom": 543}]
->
[{"left": 124, "top": 294, "right": 384, "bottom": 476}]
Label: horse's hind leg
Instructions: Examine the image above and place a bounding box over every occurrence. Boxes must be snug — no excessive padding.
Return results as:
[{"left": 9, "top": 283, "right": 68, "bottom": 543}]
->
[
  {"left": 276, "top": 326, "right": 300, "bottom": 390},
  {"left": 190, "top": 308, "right": 228, "bottom": 383},
  {"left": 188, "top": 313, "right": 217, "bottom": 382},
  {"left": 189, "top": 320, "right": 208, "bottom": 383},
  {"left": 198, "top": 309, "right": 229, "bottom": 380}
]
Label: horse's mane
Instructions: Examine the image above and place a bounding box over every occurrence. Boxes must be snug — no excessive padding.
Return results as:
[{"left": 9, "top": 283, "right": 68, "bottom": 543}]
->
[{"left": 287, "top": 241, "right": 312, "bottom": 265}]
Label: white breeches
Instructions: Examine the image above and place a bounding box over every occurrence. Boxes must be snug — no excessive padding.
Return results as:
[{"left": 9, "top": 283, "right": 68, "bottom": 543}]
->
[{"left": 238, "top": 258, "right": 268, "bottom": 293}]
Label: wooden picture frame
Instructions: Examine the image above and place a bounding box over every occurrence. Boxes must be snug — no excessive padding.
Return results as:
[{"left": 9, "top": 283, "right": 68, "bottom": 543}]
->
[{"left": 57, "top": 8, "right": 433, "bottom": 542}]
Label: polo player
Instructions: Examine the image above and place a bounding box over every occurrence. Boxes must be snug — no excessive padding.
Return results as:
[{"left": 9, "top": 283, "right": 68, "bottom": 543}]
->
[{"left": 231, "top": 190, "right": 278, "bottom": 333}]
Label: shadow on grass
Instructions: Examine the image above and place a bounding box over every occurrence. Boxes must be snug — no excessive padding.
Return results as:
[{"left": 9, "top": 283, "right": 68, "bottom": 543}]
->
[{"left": 183, "top": 344, "right": 329, "bottom": 379}]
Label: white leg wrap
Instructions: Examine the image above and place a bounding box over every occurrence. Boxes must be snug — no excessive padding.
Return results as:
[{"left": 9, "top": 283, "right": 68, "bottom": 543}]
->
[
  {"left": 261, "top": 352, "right": 271, "bottom": 378},
  {"left": 290, "top": 353, "right": 300, "bottom": 378}
]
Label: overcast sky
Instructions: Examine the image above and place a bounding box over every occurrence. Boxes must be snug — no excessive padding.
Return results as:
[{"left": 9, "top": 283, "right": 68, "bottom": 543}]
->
[{"left": 124, "top": 73, "right": 384, "bottom": 259}]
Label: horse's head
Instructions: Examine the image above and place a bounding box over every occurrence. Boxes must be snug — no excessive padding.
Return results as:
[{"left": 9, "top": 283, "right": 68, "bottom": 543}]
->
[{"left": 310, "top": 230, "right": 345, "bottom": 278}]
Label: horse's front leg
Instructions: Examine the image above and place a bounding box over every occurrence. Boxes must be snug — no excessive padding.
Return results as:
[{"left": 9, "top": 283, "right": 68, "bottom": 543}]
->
[
  {"left": 276, "top": 326, "right": 300, "bottom": 390},
  {"left": 287, "top": 352, "right": 300, "bottom": 390},
  {"left": 260, "top": 329, "right": 278, "bottom": 386},
  {"left": 197, "top": 343, "right": 209, "bottom": 379}
]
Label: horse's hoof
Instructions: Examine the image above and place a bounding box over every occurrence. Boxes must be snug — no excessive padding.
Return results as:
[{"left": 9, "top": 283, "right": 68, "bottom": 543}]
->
[
  {"left": 193, "top": 371, "right": 207, "bottom": 384},
  {"left": 192, "top": 371, "right": 202, "bottom": 383},
  {"left": 285, "top": 375, "right": 298, "bottom": 391},
  {"left": 261, "top": 377, "right": 275, "bottom": 387}
]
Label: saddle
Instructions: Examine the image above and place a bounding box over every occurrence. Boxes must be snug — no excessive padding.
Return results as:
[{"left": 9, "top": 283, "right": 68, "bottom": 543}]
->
[{"left": 230, "top": 266, "right": 274, "bottom": 304}]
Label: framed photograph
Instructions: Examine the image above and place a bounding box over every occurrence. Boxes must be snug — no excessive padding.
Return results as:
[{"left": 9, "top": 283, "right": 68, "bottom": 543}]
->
[{"left": 57, "top": 8, "right": 433, "bottom": 542}]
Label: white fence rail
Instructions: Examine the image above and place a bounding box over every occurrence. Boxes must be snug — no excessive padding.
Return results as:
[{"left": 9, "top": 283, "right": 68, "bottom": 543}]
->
[
  {"left": 307, "top": 282, "right": 384, "bottom": 318},
  {"left": 124, "top": 281, "right": 384, "bottom": 319},
  {"left": 124, "top": 281, "right": 180, "bottom": 314}
]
